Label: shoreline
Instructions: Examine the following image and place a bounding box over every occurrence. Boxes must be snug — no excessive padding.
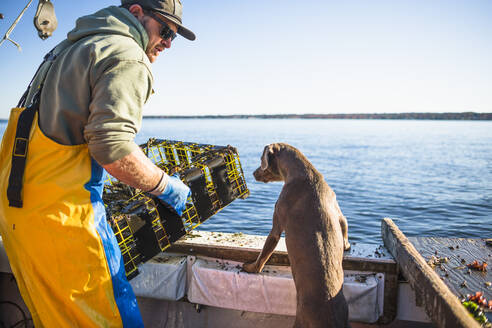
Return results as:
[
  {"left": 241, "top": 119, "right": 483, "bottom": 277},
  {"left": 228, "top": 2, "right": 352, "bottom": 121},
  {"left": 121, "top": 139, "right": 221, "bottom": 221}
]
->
[
  {"left": 142, "top": 112, "right": 492, "bottom": 120},
  {"left": 2, "top": 112, "right": 492, "bottom": 121}
]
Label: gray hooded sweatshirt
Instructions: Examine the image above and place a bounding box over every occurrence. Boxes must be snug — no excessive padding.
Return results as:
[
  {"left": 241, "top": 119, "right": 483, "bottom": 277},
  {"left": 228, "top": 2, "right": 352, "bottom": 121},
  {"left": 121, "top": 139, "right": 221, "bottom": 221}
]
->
[{"left": 25, "top": 6, "right": 153, "bottom": 165}]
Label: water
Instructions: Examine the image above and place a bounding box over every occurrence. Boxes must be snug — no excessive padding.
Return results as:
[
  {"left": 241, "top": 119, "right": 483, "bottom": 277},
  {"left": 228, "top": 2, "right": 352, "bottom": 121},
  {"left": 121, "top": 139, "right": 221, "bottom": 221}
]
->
[{"left": 1, "top": 118, "right": 491, "bottom": 244}]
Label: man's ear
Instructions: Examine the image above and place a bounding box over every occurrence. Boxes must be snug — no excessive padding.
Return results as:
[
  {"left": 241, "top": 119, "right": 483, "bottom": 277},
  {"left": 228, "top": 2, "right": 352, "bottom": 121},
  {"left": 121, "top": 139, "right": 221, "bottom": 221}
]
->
[
  {"left": 128, "top": 4, "right": 145, "bottom": 20},
  {"left": 260, "top": 144, "right": 274, "bottom": 170}
]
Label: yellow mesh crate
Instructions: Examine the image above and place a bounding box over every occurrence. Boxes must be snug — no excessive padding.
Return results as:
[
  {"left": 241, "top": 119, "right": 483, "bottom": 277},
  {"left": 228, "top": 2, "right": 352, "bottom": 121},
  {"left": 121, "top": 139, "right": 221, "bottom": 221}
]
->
[{"left": 103, "top": 138, "right": 249, "bottom": 279}]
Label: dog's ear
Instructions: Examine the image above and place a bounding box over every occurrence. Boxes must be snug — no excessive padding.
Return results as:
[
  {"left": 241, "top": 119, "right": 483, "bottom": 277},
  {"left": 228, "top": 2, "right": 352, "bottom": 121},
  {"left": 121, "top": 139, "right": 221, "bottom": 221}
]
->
[{"left": 260, "top": 144, "right": 275, "bottom": 170}]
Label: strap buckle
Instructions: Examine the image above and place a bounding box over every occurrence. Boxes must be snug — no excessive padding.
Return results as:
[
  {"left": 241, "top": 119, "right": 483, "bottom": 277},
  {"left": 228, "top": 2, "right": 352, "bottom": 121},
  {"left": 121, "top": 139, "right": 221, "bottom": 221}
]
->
[{"left": 13, "top": 137, "right": 28, "bottom": 157}]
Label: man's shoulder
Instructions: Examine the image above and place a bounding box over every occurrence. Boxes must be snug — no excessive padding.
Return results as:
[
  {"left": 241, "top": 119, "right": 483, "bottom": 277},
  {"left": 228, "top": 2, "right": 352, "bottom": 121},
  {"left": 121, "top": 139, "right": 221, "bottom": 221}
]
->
[{"left": 76, "top": 33, "right": 150, "bottom": 67}]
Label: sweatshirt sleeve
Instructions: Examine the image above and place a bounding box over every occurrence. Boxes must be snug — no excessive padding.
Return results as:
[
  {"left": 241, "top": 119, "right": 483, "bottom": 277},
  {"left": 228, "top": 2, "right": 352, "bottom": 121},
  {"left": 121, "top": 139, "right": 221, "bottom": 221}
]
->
[{"left": 84, "top": 59, "right": 153, "bottom": 165}]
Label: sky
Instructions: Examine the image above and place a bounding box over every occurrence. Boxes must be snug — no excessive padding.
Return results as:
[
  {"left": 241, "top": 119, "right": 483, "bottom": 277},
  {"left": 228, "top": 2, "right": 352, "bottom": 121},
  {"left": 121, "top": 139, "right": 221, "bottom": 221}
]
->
[{"left": 0, "top": 0, "right": 491, "bottom": 118}]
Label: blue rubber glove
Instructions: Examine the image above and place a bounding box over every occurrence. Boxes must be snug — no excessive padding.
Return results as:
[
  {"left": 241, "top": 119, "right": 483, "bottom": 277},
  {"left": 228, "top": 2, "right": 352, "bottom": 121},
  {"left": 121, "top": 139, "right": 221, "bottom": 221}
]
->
[{"left": 156, "top": 174, "right": 191, "bottom": 216}]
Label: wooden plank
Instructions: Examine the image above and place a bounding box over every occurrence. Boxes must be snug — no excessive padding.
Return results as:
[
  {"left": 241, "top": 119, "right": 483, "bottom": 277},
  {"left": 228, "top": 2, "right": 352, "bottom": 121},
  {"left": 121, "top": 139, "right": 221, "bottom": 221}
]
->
[
  {"left": 170, "top": 242, "right": 398, "bottom": 272},
  {"left": 169, "top": 242, "right": 290, "bottom": 265},
  {"left": 382, "top": 218, "right": 480, "bottom": 328},
  {"left": 170, "top": 231, "right": 398, "bottom": 270}
]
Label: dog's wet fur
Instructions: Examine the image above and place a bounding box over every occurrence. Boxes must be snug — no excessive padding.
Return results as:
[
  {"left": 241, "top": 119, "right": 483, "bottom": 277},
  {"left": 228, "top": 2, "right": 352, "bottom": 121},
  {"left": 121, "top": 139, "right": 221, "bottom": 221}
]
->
[{"left": 243, "top": 143, "right": 351, "bottom": 328}]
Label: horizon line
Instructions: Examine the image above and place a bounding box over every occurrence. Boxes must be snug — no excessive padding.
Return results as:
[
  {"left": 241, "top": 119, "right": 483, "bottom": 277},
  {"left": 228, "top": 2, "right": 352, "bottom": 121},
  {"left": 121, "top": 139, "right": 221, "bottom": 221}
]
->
[
  {"left": 1, "top": 112, "right": 492, "bottom": 121},
  {"left": 141, "top": 112, "right": 492, "bottom": 120}
]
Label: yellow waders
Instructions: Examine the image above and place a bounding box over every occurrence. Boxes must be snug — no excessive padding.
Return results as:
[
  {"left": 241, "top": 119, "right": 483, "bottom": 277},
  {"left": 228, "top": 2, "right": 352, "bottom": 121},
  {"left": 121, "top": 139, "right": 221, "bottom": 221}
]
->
[{"left": 0, "top": 107, "right": 144, "bottom": 326}]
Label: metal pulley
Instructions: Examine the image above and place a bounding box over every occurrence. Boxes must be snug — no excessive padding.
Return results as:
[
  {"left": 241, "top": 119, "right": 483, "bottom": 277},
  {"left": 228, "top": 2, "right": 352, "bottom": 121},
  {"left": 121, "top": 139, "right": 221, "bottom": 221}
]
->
[
  {"left": 0, "top": 0, "right": 57, "bottom": 51},
  {"left": 33, "top": 0, "right": 57, "bottom": 40}
]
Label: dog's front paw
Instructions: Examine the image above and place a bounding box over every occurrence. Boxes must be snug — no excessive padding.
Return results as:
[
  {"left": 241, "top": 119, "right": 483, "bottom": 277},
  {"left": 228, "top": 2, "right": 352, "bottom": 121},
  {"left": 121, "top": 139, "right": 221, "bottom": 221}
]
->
[
  {"left": 242, "top": 262, "right": 259, "bottom": 273},
  {"left": 344, "top": 240, "right": 351, "bottom": 251}
]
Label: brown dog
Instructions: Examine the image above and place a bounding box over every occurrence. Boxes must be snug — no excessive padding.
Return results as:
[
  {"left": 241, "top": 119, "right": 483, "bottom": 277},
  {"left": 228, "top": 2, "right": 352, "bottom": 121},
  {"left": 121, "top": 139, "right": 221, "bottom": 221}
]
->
[{"left": 243, "top": 143, "right": 351, "bottom": 328}]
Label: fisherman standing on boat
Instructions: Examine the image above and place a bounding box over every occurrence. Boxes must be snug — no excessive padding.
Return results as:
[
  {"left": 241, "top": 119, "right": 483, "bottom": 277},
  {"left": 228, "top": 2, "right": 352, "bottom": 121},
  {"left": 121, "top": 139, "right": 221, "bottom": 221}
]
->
[{"left": 0, "top": 1, "right": 194, "bottom": 326}]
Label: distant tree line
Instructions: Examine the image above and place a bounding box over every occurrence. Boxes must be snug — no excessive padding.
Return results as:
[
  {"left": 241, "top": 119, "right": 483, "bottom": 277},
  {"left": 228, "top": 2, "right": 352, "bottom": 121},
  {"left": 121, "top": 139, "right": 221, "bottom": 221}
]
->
[{"left": 143, "top": 112, "right": 492, "bottom": 120}]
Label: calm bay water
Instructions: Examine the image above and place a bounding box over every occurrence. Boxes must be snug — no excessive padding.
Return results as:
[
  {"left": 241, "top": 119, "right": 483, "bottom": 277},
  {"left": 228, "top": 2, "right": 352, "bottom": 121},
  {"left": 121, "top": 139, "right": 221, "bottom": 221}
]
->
[{"left": 1, "top": 119, "right": 491, "bottom": 244}]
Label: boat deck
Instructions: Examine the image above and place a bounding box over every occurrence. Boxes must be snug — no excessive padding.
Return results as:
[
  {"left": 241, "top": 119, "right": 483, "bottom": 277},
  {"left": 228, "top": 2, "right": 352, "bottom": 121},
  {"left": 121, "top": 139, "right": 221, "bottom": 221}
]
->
[
  {"left": 382, "top": 218, "right": 491, "bottom": 328},
  {"left": 409, "top": 237, "right": 491, "bottom": 301}
]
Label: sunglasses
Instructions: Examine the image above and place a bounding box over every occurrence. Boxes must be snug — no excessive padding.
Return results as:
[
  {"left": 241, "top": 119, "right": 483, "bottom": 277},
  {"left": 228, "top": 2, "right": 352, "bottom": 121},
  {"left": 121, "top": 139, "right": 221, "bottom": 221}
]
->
[{"left": 147, "top": 11, "right": 177, "bottom": 41}]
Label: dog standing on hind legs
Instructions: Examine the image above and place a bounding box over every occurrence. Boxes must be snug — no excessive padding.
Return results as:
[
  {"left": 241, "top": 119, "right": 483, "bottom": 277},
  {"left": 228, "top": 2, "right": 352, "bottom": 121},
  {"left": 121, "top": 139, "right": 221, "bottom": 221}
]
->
[{"left": 243, "top": 143, "right": 351, "bottom": 328}]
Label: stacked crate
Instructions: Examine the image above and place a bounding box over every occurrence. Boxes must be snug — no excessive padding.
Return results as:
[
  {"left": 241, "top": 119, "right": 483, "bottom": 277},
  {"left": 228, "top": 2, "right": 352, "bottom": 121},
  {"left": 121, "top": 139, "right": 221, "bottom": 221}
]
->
[{"left": 103, "top": 139, "right": 249, "bottom": 280}]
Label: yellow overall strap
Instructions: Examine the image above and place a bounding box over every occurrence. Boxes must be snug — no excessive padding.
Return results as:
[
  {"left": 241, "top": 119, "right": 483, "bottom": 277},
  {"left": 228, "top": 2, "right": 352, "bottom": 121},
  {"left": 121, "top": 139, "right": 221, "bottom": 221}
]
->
[
  {"left": 7, "top": 45, "right": 68, "bottom": 208},
  {"left": 6, "top": 101, "right": 37, "bottom": 207}
]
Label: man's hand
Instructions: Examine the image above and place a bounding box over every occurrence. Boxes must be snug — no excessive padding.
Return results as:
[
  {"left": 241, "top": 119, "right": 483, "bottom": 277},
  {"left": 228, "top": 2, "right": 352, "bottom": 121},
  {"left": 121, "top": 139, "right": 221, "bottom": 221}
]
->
[{"left": 156, "top": 174, "right": 191, "bottom": 216}]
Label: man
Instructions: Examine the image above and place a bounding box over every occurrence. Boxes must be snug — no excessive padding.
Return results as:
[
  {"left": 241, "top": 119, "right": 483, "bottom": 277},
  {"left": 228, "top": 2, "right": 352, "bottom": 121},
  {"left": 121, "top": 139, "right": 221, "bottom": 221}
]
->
[{"left": 0, "top": 0, "right": 194, "bottom": 326}]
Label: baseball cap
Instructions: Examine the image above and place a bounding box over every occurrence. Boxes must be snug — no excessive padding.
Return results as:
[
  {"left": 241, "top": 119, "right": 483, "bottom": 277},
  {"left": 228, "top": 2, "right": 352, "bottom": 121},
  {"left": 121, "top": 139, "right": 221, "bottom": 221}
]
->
[{"left": 121, "top": 0, "right": 195, "bottom": 40}]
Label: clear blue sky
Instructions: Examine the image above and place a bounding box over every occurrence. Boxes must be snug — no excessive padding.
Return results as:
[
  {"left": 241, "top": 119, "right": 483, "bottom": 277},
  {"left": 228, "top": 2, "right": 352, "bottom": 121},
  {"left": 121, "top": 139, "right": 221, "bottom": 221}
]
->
[{"left": 1, "top": 0, "right": 491, "bottom": 118}]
